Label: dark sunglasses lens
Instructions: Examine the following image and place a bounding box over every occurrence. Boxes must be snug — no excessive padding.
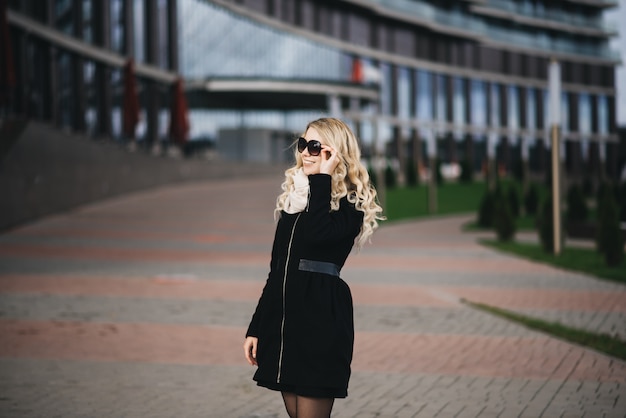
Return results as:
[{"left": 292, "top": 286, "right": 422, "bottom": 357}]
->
[
  {"left": 297, "top": 137, "right": 307, "bottom": 153},
  {"left": 297, "top": 138, "right": 322, "bottom": 156},
  {"left": 308, "top": 141, "right": 321, "bottom": 156}
]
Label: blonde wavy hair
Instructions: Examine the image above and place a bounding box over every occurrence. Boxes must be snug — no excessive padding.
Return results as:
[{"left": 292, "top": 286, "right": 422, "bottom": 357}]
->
[{"left": 275, "top": 118, "right": 385, "bottom": 249}]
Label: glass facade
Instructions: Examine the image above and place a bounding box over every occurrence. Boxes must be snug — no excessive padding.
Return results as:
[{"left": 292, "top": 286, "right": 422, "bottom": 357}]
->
[
  {"left": 179, "top": 0, "right": 345, "bottom": 80},
  {"left": 5, "top": 0, "right": 619, "bottom": 177},
  {"left": 470, "top": 80, "right": 486, "bottom": 147}
]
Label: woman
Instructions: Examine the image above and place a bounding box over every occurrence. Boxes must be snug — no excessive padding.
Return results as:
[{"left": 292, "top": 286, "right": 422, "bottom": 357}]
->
[{"left": 243, "top": 118, "right": 384, "bottom": 418}]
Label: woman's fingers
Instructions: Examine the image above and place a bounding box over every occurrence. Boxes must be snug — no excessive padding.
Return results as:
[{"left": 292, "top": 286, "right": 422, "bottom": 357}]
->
[
  {"left": 320, "top": 145, "right": 340, "bottom": 174},
  {"left": 243, "top": 337, "right": 258, "bottom": 366}
]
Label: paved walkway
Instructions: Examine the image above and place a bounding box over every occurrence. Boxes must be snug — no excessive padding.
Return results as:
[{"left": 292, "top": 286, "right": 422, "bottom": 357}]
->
[{"left": 0, "top": 174, "right": 625, "bottom": 418}]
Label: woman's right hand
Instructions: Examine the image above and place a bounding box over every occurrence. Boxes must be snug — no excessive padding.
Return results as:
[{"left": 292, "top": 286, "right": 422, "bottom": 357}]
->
[{"left": 243, "top": 336, "right": 258, "bottom": 366}]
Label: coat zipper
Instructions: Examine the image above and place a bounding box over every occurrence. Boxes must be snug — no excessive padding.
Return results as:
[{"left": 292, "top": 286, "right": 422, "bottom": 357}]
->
[{"left": 277, "top": 212, "right": 301, "bottom": 383}]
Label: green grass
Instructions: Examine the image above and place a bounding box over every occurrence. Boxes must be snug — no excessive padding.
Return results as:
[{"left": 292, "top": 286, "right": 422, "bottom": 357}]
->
[
  {"left": 384, "top": 180, "right": 624, "bottom": 284},
  {"left": 462, "top": 299, "right": 626, "bottom": 361},
  {"left": 463, "top": 214, "right": 537, "bottom": 232},
  {"left": 480, "top": 239, "right": 626, "bottom": 284},
  {"left": 384, "top": 181, "right": 487, "bottom": 222}
]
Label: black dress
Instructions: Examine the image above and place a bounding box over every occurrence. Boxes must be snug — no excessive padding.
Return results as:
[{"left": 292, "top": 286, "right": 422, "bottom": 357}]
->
[{"left": 246, "top": 174, "right": 364, "bottom": 398}]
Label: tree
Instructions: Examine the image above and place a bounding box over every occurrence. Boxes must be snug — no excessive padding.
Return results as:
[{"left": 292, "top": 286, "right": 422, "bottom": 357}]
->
[
  {"left": 406, "top": 158, "right": 418, "bottom": 187},
  {"left": 477, "top": 190, "right": 495, "bottom": 228},
  {"left": 596, "top": 188, "right": 625, "bottom": 267},
  {"left": 566, "top": 184, "right": 589, "bottom": 222},
  {"left": 538, "top": 195, "right": 562, "bottom": 254},
  {"left": 507, "top": 186, "right": 520, "bottom": 218},
  {"left": 459, "top": 158, "right": 473, "bottom": 183},
  {"left": 524, "top": 183, "right": 539, "bottom": 216},
  {"left": 384, "top": 163, "right": 397, "bottom": 189},
  {"left": 494, "top": 194, "right": 516, "bottom": 241}
]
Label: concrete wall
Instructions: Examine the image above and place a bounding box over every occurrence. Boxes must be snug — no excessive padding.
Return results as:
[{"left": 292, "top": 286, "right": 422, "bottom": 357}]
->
[{"left": 0, "top": 121, "right": 284, "bottom": 231}]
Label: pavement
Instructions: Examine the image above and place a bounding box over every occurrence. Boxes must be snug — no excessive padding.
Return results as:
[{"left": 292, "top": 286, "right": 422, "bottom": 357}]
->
[{"left": 0, "top": 173, "right": 625, "bottom": 418}]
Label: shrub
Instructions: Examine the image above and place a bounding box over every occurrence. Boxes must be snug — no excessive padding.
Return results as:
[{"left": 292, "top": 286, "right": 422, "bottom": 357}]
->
[
  {"left": 596, "top": 182, "right": 612, "bottom": 206},
  {"left": 507, "top": 186, "right": 520, "bottom": 218},
  {"left": 566, "top": 184, "right": 588, "bottom": 222},
  {"left": 596, "top": 190, "right": 625, "bottom": 267},
  {"left": 435, "top": 158, "right": 444, "bottom": 184},
  {"left": 538, "top": 195, "right": 563, "bottom": 254},
  {"left": 384, "top": 163, "right": 397, "bottom": 189},
  {"left": 459, "top": 158, "right": 473, "bottom": 183},
  {"left": 619, "top": 182, "right": 626, "bottom": 223},
  {"left": 477, "top": 190, "right": 495, "bottom": 228},
  {"left": 524, "top": 183, "right": 539, "bottom": 216},
  {"left": 512, "top": 159, "right": 524, "bottom": 183},
  {"left": 406, "top": 158, "right": 418, "bottom": 187},
  {"left": 494, "top": 195, "right": 516, "bottom": 241},
  {"left": 582, "top": 177, "right": 594, "bottom": 197}
]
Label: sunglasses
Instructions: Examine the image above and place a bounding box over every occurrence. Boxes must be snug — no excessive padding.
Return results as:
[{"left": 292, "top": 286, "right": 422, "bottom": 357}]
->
[{"left": 297, "top": 137, "right": 322, "bottom": 156}]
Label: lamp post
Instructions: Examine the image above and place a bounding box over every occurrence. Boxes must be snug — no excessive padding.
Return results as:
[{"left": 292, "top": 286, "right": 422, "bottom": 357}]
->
[
  {"left": 549, "top": 59, "right": 562, "bottom": 255},
  {"left": 427, "top": 128, "right": 437, "bottom": 214}
]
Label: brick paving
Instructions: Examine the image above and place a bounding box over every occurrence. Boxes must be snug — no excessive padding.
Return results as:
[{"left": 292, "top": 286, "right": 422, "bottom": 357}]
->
[{"left": 1, "top": 174, "right": 625, "bottom": 417}]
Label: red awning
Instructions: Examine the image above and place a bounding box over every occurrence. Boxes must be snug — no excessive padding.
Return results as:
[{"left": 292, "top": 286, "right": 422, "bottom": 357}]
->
[
  {"left": 168, "top": 78, "right": 190, "bottom": 145},
  {"left": 351, "top": 57, "right": 363, "bottom": 84},
  {"left": 122, "top": 58, "right": 140, "bottom": 139}
]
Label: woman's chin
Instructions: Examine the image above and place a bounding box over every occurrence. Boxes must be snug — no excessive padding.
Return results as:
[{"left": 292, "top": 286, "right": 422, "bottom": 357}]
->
[{"left": 302, "top": 165, "right": 319, "bottom": 176}]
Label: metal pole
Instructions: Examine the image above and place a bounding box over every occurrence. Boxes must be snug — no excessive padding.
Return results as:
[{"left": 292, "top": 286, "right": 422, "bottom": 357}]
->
[
  {"left": 551, "top": 125, "right": 561, "bottom": 255},
  {"left": 548, "top": 59, "right": 562, "bottom": 255},
  {"left": 427, "top": 129, "right": 437, "bottom": 214}
]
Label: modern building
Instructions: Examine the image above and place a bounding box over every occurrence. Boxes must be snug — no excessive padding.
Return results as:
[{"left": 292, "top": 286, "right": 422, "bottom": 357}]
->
[{"left": 4, "top": 0, "right": 622, "bottom": 180}]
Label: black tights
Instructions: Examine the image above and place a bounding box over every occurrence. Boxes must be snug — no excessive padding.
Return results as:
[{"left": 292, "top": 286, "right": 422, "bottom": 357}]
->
[{"left": 281, "top": 392, "right": 334, "bottom": 418}]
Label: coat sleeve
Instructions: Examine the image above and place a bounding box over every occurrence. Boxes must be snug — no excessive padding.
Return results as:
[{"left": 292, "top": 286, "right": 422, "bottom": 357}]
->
[
  {"left": 304, "top": 174, "right": 363, "bottom": 243},
  {"left": 246, "top": 275, "right": 270, "bottom": 337}
]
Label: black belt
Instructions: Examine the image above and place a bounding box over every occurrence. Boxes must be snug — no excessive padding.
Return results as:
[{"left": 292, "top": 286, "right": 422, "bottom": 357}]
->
[{"left": 298, "top": 259, "right": 341, "bottom": 277}]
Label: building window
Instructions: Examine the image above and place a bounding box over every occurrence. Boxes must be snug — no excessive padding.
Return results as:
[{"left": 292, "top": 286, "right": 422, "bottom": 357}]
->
[
  {"left": 597, "top": 95, "right": 608, "bottom": 135},
  {"left": 398, "top": 67, "right": 411, "bottom": 137},
  {"left": 380, "top": 63, "right": 392, "bottom": 116},
  {"left": 490, "top": 82, "right": 500, "bottom": 128},
  {"left": 111, "top": 0, "right": 124, "bottom": 53},
  {"left": 453, "top": 76, "right": 465, "bottom": 139},
  {"left": 507, "top": 85, "right": 519, "bottom": 139},
  {"left": 526, "top": 87, "right": 536, "bottom": 132},
  {"left": 157, "top": 0, "right": 170, "bottom": 68},
  {"left": 561, "top": 92, "right": 569, "bottom": 135},
  {"left": 435, "top": 74, "right": 447, "bottom": 133},
  {"left": 470, "top": 79, "right": 486, "bottom": 137},
  {"left": 416, "top": 69, "right": 433, "bottom": 129},
  {"left": 133, "top": 0, "right": 145, "bottom": 62},
  {"left": 348, "top": 13, "right": 369, "bottom": 48},
  {"left": 578, "top": 93, "right": 591, "bottom": 140}
]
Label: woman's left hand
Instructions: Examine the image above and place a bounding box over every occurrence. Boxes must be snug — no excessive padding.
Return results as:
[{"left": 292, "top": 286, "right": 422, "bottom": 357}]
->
[
  {"left": 319, "top": 145, "right": 340, "bottom": 175},
  {"left": 243, "top": 336, "right": 258, "bottom": 366}
]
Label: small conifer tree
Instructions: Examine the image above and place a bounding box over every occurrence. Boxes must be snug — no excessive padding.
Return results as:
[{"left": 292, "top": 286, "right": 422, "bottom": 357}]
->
[
  {"left": 566, "top": 184, "right": 589, "bottom": 222},
  {"left": 494, "top": 195, "right": 516, "bottom": 241},
  {"left": 524, "top": 183, "right": 539, "bottom": 216},
  {"left": 596, "top": 190, "right": 624, "bottom": 267},
  {"left": 507, "top": 186, "right": 520, "bottom": 218},
  {"left": 384, "top": 163, "right": 397, "bottom": 189}
]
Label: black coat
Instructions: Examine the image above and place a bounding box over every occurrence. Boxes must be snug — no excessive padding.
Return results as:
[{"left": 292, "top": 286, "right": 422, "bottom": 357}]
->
[{"left": 246, "top": 174, "right": 364, "bottom": 397}]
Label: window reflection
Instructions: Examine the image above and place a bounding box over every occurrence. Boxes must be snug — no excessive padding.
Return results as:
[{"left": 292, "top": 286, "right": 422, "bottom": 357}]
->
[
  {"left": 470, "top": 79, "right": 486, "bottom": 137},
  {"left": 134, "top": 0, "right": 145, "bottom": 62},
  {"left": 435, "top": 74, "right": 446, "bottom": 133},
  {"left": 179, "top": 0, "right": 342, "bottom": 80},
  {"left": 416, "top": 70, "right": 432, "bottom": 125},
  {"left": 508, "top": 85, "right": 519, "bottom": 142},
  {"left": 453, "top": 76, "right": 464, "bottom": 139},
  {"left": 490, "top": 82, "right": 500, "bottom": 128}
]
